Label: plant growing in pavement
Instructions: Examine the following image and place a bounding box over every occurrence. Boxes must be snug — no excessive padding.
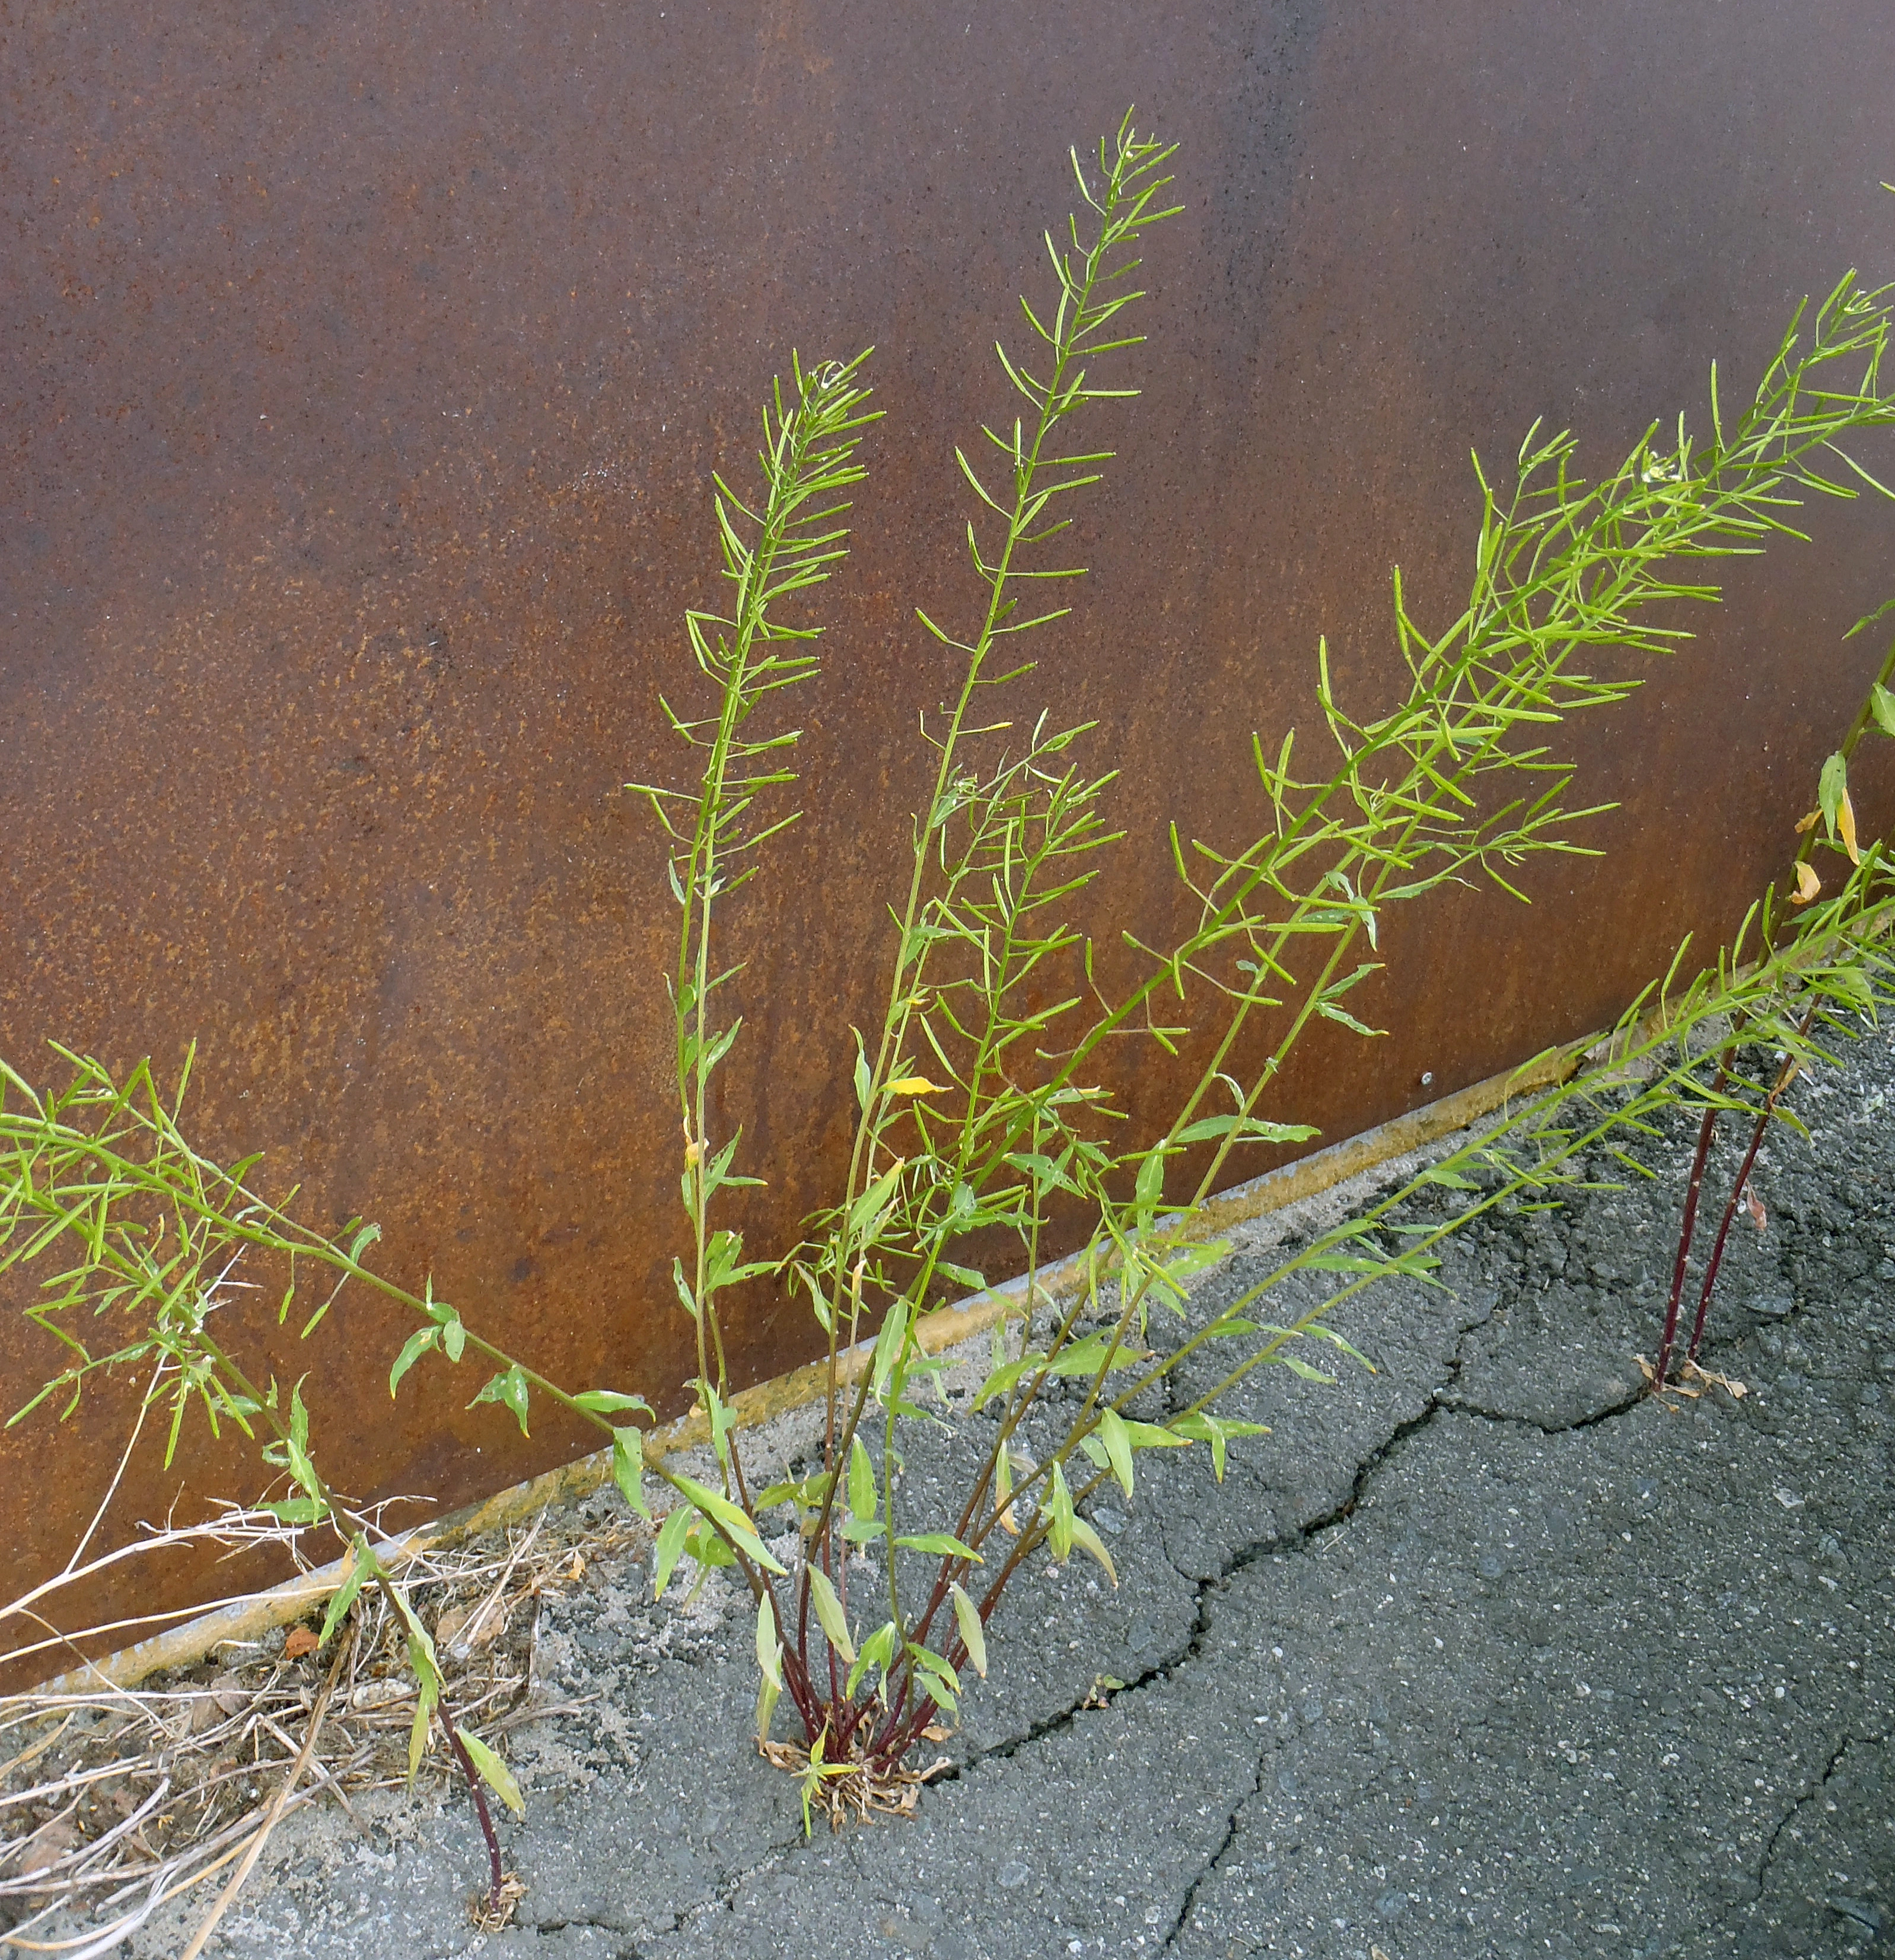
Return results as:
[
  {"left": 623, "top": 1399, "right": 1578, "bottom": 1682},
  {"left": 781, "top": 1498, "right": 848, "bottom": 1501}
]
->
[
  {"left": 6, "top": 113, "right": 1895, "bottom": 1859},
  {"left": 593, "top": 126, "right": 1895, "bottom": 1792},
  {"left": 1644, "top": 617, "right": 1895, "bottom": 1392}
]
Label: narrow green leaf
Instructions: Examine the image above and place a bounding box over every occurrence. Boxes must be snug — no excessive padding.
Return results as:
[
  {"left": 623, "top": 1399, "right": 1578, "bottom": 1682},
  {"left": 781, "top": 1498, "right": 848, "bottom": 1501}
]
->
[
  {"left": 261, "top": 1497, "right": 327, "bottom": 1525},
  {"left": 672, "top": 1473, "right": 788, "bottom": 1573},
  {"left": 846, "top": 1620, "right": 898, "bottom": 1698},
  {"left": 317, "top": 1541, "right": 377, "bottom": 1647},
  {"left": 408, "top": 1685, "right": 435, "bottom": 1788},
  {"left": 1151, "top": 1241, "right": 1233, "bottom": 1291},
  {"left": 871, "top": 1300, "right": 910, "bottom": 1398},
  {"left": 574, "top": 1389, "right": 655, "bottom": 1418},
  {"left": 950, "top": 1581, "right": 988, "bottom": 1678},
  {"left": 848, "top": 1436, "right": 877, "bottom": 1522},
  {"left": 1818, "top": 750, "right": 1849, "bottom": 837},
  {"left": 806, "top": 1564, "right": 856, "bottom": 1667},
  {"left": 467, "top": 1364, "right": 531, "bottom": 1436},
  {"left": 756, "top": 1592, "right": 784, "bottom": 1691},
  {"left": 904, "top": 1641, "right": 960, "bottom": 1694},
  {"left": 388, "top": 1327, "right": 437, "bottom": 1398},
  {"left": 1045, "top": 1332, "right": 1143, "bottom": 1378},
  {"left": 1097, "top": 1407, "right": 1134, "bottom": 1497},
  {"left": 1315, "top": 1002, "right": 1388, "bottom": 1039},
  {"left": 652, "top": 1506, "right": 692, "bottom": 1598},
  {"left": 1068, "top": 1515, "right": 1119, "bottom": 1586},
  {"left": 611, "top": 1427, "right": 650, "bottom": 1519},
  {"left": 456, "top": 1727, "right": 524, "bottom": 1816},
  {"left": 1122, "top": 1419, "right": 1191, "bottom": 1450},
  {"left": 1176, "top": 1116, "right": 1320, "bottom": 1146},
  {"left": 913, "top": 1669, "right": 957, "bottom": 1716},
  {"left": 1047, "top": 1462, "right": 1075, "bottom": 1561},
  {"left": 895, "top": 1532, "right": 984, "bottom": 1563}
]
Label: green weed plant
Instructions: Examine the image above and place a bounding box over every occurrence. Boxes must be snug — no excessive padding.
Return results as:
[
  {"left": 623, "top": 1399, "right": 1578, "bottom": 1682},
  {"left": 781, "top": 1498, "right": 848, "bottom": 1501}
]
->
[{"left": 6, "top": 118, "right": 1895, "bottom": 1854}]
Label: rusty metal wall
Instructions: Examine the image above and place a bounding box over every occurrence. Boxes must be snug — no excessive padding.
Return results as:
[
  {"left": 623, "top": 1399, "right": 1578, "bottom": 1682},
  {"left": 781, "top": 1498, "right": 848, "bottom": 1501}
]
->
[{"left": 5, "top": 0, "right": 1894, "bottom": 1665}]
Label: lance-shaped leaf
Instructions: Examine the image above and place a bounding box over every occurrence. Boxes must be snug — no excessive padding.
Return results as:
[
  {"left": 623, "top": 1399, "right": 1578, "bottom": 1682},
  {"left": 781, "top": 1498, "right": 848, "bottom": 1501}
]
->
[
  {"left": 756, "top": 1592, "right": 784, "bottom": 1692},
  {"left": 950, "top": 1581, "right": 988, "bottom": 1679},
  {"left": 896, "top": 1532, "right": 983, "bottom": 1562},
  {"left": 1097, "top": 1406, "right": 1135, "bottom": 1497},
  {"left": 846, "top": 1620, "right": 899, "bottom": 1698},
  {"left": 1068, "top": 1513, "right": 1118, "bottom": 1586},
  {"left": 848, "top": 1436, "right": 878, "bottom": 1522},
  {"left": 467, "top": 1364, "right": 531, "bottom": 1436},
  {"left": 672, "top": 1473, "right": 788, "bottom": 1573},
  {"left": 806, "top": 1564, "right": 856, "bottom": 1668},
  {"left": 611, "top": 1427, "right": 650, "bottom": 1519},
  {"left": 652, "top": 1505, "right": 693, "bottom": 1599},
  {"left": 388, "top": 1326, "right": 438, "bottom": 1397},
  {"left": 457, "top": 1728, "right": 524, "bottom": 1817}
]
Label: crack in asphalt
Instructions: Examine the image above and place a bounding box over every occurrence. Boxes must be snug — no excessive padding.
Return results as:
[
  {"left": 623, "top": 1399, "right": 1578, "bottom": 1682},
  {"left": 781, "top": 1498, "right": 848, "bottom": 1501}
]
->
[
  {"left": 927, "top": 1294, "right": 1497, "bottom": 1776},
  {"left": 1155, "top": 1748, "right": 1265, "bottom": 1958},
  {"left": 1442, "top": 1384, "right": 1649, "bottom": 1435},
  {"left": 1746, "top": 1728, "right": 1890, "bottom": 1918},
  {"left": 561, "top": 1268, "right": 1776, "bottom": 1956},
  {"left": 523, "top": 1918, "right": 647, "bottom": 1957},
  {"left": 917, "top": 1284, "right": 1678, "bottom": 1952}
]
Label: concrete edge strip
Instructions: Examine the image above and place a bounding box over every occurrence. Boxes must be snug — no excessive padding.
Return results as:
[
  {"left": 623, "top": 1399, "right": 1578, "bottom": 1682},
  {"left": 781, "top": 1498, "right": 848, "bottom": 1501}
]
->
[{"left": 30, "top": 1035, "right": 1587, "bottom": 1699}]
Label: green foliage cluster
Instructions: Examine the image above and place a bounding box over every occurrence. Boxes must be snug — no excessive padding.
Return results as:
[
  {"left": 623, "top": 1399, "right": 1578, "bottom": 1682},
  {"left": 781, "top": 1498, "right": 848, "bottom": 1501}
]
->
[{"left": 5, "top": 117, "right": 1895, "bottom": 1846}]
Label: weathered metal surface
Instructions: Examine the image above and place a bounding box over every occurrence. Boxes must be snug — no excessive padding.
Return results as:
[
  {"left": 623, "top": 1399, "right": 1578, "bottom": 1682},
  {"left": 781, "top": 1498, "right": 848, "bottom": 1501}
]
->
[{"left": 5, "top": 0, "right": 1894, "bottom": 1668}]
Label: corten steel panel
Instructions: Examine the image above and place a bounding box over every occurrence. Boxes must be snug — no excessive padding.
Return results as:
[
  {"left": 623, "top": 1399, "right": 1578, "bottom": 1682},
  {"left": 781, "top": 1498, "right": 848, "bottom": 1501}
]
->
[{"left": 5, "top": 0, "right": 1895, "bottom": 1666}]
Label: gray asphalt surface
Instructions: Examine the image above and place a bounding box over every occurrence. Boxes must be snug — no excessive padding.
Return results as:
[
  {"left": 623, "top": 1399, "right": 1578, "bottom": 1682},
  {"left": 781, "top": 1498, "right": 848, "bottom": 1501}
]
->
[{"left": 116, "top": 1027, "right": 1894, "bottom": 1960}]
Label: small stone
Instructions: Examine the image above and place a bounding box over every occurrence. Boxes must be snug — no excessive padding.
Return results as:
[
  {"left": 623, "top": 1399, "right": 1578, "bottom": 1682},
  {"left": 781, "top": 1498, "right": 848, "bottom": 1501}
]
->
[{"left": 997, "top": 1862, "right": 1030, "bottom": 1889}]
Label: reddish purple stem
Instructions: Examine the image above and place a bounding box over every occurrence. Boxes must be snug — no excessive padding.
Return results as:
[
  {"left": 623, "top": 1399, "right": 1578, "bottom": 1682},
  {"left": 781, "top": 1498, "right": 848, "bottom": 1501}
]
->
[
  {"left": 1655, "top": 1062, "right": 1727, "bottom": 1385},
  {"left": 444, "top": 1720, "right": 505, "bottom": 1913}
]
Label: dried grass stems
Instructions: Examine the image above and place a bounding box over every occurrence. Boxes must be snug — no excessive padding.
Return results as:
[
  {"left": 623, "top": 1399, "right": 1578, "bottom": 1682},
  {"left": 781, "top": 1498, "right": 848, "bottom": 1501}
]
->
[
  {"left": 0, "top": 1506, "right": 645, "bottom": 1951},
  {"left": 756, "top": 1738, "right": 951, "bottom": 1832}
]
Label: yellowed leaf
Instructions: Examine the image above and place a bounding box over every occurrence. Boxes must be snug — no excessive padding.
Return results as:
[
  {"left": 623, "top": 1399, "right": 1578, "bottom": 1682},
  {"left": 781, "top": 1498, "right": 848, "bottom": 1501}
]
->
[
  {"left": 887, "top": 1077, "right": 949, "bottom": 1097},
  {"left": 1794, "top": 808, "right": 1820, "bottom": 835},
  {"left": 681, "top": 1122, "right": 701, "bottom": 1168},
  {"left": 1839, "top": 786, "right": 1860, "bottom": 865},
  {"left": 1791, "top": 861, "right": 1821, "bottom": 904}
]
